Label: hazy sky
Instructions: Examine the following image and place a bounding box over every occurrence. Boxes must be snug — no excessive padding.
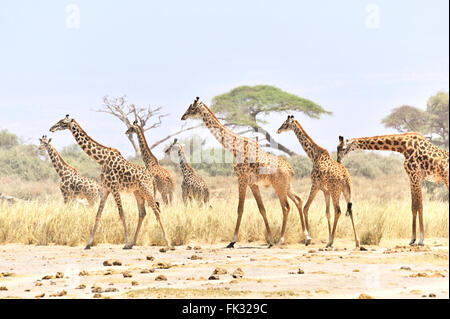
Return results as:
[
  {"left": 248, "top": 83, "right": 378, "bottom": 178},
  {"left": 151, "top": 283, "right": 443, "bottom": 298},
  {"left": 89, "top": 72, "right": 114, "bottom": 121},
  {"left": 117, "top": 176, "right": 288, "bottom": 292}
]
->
[{"left": 0, "top": 0, "right": 448, "bottom": 158}]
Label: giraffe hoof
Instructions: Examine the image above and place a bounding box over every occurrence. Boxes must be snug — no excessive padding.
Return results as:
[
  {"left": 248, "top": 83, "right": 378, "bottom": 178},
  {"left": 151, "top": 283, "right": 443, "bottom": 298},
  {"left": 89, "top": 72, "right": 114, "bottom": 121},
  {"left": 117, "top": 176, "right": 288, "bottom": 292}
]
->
[
  {"left": 359, "top": 246, "right": 367, "bottom": 251},
  {"left": 268, "top": 243, "right": 274, "bottom": 248},
  {"left": 409, "top": 239, "right": 416, "bottom": 246},
  {"left": 123, "top": 245, "right": 133, "bottom": 250},
  {"left": 305, "top": 238, "right": 311, "bottom": 246},
  {"left": 84, "top": 245, "right": 91, "bottom": 250},
  {"left": 226, "top": 242, "right": 235, "bottom": 249},
  {"left": 418, "top": 242, "right": 424, "bottom": 247}
]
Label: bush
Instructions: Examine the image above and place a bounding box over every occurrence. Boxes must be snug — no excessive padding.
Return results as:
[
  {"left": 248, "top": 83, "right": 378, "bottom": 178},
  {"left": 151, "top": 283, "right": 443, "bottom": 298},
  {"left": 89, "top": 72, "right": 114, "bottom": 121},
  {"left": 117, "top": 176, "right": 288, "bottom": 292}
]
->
[
  {"left": 0, "top": 129, "right": 19, "bottom": 149},
  {"left": 60, "top": 144, "right": 101, "bottom": 181}
]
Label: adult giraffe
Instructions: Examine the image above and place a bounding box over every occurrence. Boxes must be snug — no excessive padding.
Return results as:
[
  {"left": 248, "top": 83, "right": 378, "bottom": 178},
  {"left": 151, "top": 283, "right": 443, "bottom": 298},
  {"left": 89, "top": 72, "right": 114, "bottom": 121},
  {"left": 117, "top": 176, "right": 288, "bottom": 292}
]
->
[
  {"left": 337, "top": 132, "right": 449, "bottom": 246},
  {"left": 49, "top": 115, "right": 171, "bottom": 249},
  {"left": 181, "top": 97, "right": 308, "bottom": 248},
  {"left": 277, "top": 116, "right": 360, "bottom": 248}
]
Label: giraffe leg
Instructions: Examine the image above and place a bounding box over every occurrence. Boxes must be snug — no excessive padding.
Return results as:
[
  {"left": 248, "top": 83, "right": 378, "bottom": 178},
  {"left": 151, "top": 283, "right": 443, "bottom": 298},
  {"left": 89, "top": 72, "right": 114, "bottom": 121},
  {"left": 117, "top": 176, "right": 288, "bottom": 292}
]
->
[
  {"left": 342, "top": 184, "right": 360, "bottom": 248},
  {"left": 124, "top": 191, "right": 147, "bottom": 249},
  {"left": 322, "top": 190, "right": 332, "bottom": 241},
  {"left": 272, "top": 184, "right": 290, "bottom": 246},
  {"left": 85, "top": 190, "right": 110, "bottom": 249},
  {"left": 141, "top": 183, "right": 171, "bottom": 248},
  {"left": 287, "top": 189, "right": 309, "bottom": 244},
  {"left": 249, "top": 185, "right": 274, "bottom": 247},
  {"left": 409, "top": 179, "right": 423, "bottom": 246},
  {"left": 302, "top": 184, "right": 320, "bottom": 245},
  {"left": 111, "top": 190, "right": 131, "bottom": 249},
  {"left": 227, "top": 177, "right": 248, "bottom": 248},
  {"left": 412, "top": 183, "right": 425, "bottom": 246},
  {"left": 326, "top": 192, "right": 342, "bottom": 248}
]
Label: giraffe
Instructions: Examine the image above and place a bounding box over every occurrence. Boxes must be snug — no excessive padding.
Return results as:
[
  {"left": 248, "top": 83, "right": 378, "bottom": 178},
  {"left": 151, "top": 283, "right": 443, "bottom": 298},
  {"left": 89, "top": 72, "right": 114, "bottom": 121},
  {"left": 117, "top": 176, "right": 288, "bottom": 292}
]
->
[
  {"left": 181, "top": 97, "right": 308, "bottom": 248},
  {"left": 337, "top": 132, "right": 449, "bottom": 246},
  {"left": 277, "top": 116, "right": 360, "bottom": 248},
  {"left": 125, "top": 120, "right": 175, "bottom": 205},
  {"left": 164, "top": 138, "right": 210, "bottom": 205},
  {"left": 49, "top": 115, "right": 171, "bottom": 249},
  {"left": 38, "top": 135, "right": 101, "bottom": 205}
]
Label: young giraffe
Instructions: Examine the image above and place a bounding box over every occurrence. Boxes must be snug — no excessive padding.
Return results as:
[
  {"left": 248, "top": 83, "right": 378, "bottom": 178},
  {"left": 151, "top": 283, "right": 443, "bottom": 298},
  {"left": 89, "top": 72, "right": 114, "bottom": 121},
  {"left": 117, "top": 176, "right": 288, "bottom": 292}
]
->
[
  {"left": 49, "top": 115, "right": 171, "bottom": 249},
  {"left": 277, "top": 116, "right": 360, "bottom": 248},
  {"left": 337, "top": 132, "right": 449, "bottom": 246},
  {"left": 164, "top": 138, "right": 210, "bottom": 205},
  {"left": 125, "top": 120, "right": 175, "bottom": 205},
  {"left": 181, "top": 97, "right": 308, "bottom": 248},
  {"left": 38, "top": 135, "right": 101, "bottom": 205}
]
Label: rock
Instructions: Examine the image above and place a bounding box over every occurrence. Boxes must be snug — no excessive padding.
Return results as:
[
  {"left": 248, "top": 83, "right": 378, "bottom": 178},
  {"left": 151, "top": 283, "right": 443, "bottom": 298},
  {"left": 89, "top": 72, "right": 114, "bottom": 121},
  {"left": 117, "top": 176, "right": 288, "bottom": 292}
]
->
[
  {"left": 353, "top": 269, "right": 360, "bottom": 272},
  {"left": 146, "top": 255, "right": 155, "bottom": 261},
  {"left": 35, "top": 282, "right": 42, "bottom": 287},
  {"left": 112, "top": 260, "right": 122, "bottom": 266},
  {"left": 193, "top": 246, "right": 202, "bottom": 250},
  {"left": 190, "top": 255, "right": 202, "bottom": 260},
  {"left": 230, "top": 279, "right": 239, "bottom": 284},
  {"left": 232, "top": 268, "right": 244, "bottom": 278},
  {"left": 104, "top": 287, "right": 118, "bottom": 293},
  {"left": 410, "top": 272, "right": 428, "bottom": 278},
  {"left": 104, "top": 269, "right": 113, "bottom": 275},
  {"left": 297, "top": 268, "right": 305, "bottom": 274},
  {"left": 308, "top": 249, "right": 316, "bottom": 253},
  {"left": 55, "top": 272, "right": 64, "bottom": 279},
  {"left": 0, "top": 286, "right": 7, "bottom": 291},
  {"left": 79, "top": 270, "right": 89, "bottom": 276},
  {"left": 122, "top": 271, "right": 132, "bottom": 278},
  {"left": 103, "top": 260, "right": 113, "bottom": 266},
  {"left": 429, "top": 293, "right": 436, "bottom": 298},
  {"left": 208, "top": 275, "right": 220, "bottom": 280},
  {"left": 154, "top": 262, "right": 172, "bottom": 269},
  {"left": 131, "top": 281, "right": 139, "bottom": 286},
  {"left": 50, "top": 290, "right": 67, "bottom": 297},
  {"left": 76, "top": 284, "right": 86, "bottom": 289},
  {"left": 186, "top": 246, "right": 192, "bottom": 250},
  {"left": 35, "top": 293, "right": 45, "bottom": 298},
  {"left": 159, "top": 247, "right": 168, "bottom": 253},
  {"left": 213, "top": 267, "right": 228, "bottom": 275},
  {"left": 155, "top": 275, "right": 167, "bottom": 281},
  {"left": 400, "top": 266, "right": 411, "bottom": 271},
  {"left": 358, "top": 293, "right": 375, "bottom": 299},
  {"left": 93, "top": 293, "right": 102, "bottom": 298},
  {"left": 430, "top": 272, "right": 445, "bottom": 278},
  {"left": 42, "top": 275, "right": 54, "bottom": 280},
  {"left": 169, "top": 246, "right": 176, "bottom": 251},
  {"left": 91, "top": 287, "right": 103, "bottom": 293}
]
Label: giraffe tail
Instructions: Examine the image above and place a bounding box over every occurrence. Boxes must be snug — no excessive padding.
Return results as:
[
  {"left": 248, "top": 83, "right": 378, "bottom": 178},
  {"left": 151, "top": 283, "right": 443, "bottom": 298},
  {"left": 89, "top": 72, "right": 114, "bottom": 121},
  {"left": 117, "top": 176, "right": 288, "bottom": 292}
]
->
[{"left": 345, "top": 202, "right": 352, "bottom": 217}]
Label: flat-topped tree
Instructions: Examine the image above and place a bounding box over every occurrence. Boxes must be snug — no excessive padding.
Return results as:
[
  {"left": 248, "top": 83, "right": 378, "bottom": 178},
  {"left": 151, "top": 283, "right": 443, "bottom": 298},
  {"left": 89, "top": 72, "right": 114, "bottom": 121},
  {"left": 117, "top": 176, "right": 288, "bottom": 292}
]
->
[
  {"left": 49, "top": 115, "right": 171, "bottom": 249},
  {"left": 211, "top": 85, "right": 331, "bottom": 156}
]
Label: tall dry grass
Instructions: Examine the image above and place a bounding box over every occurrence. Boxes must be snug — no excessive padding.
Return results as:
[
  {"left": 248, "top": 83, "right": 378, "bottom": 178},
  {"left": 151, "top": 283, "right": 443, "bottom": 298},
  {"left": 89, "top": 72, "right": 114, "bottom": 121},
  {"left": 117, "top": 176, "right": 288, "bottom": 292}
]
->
[{"left": 0, "top": 175, "right": 448, "bottom": 246}]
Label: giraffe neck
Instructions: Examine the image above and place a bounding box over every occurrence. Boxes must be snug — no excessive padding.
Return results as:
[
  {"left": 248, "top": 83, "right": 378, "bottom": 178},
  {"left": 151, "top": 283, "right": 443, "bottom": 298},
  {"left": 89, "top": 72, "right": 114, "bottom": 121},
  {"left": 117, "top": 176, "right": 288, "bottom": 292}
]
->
[
  {"left": 45, "top": 145, "right": 77, "bottom": 178},
  {"left": 199, "top": 103, "right": 264, "bottom": 161},
  {"left": 348, "top": 134, "right": 413, "bottom": 156},
  {"left": 135, "top": 126, "right": 159, "bottom": 168},
  {"left": 69, "top": 120, "right": 121, "bottom": 165},
  {"left": 292, "top": 120, "right": 328, "bottom": 160},
  {"left": 177, "top": 148, "right": 195, "bottom": 177}
]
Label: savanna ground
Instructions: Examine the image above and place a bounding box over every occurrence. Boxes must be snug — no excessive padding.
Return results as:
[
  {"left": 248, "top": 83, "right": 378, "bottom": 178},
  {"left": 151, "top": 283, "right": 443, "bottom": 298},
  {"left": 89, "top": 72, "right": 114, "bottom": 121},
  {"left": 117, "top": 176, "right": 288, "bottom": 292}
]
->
[{"left": 0, "top": 174, "right": 448, "bottom": 299}]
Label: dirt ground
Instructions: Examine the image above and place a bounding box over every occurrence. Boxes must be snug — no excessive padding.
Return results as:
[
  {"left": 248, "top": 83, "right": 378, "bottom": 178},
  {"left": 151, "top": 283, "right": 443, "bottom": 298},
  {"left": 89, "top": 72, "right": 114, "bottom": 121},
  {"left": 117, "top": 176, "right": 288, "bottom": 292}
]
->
[{"left": 0, "top": 238, "right": 448, "bottom": 299}]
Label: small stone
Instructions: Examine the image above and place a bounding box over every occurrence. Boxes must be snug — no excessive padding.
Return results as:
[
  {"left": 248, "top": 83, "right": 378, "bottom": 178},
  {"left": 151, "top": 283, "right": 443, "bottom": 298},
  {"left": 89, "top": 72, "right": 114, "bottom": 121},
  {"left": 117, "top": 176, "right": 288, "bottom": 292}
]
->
[
  {"left": 122, "top": 271, "right": 132, "bottom": 278},
  {"left": 104, "top": 270, "right": 113, "bottom": 276},
  {"left": 0, "top": 286, "right": 7, "bottom": 291},
  {"left": 400, "top": 266, "right": 411, "bottom": 271},
  {"left": 190, "top": 255, "right": 202, "bottom": 260},
  {"left": 209, "top": 275, "right": 220, "bottom": 280},
  {"left": 297, "top": 268, "right": 305, "bottom": 274},
  {"left": 429, "top": 293, "right": 436, "bottom": 298},
  {"left": 131, "top": 281, "right": 139, "bottom": 286},
  {"left": 353, "top": 269, "right": 360, "bottom": 272},
  {"left": 193, "top": 246, "right": 202, "bottom": 250},
  {"left": 154, "top": 262, "right": 172, "bottom": 269},
  {"left": 91, "top": 286, "right": 103, "bottom": 293},
  {"left": 308, "top": 249, "right": 316, "bottom": 253},
  {"left": 232, "top": 268, "right": 244, "bottom": 278},
  {"left": 103, "top": 260, "right": 113, "bottom": 266},
  {"left": 50, "top": 290, "right": 67, "bottom": 297},
  {"left": 93, "top": 293, "right": 102, "bottom": 298},
  {"left": 169, "top": 246, "right": 176, "bottom": 251},
  {"left": 104, "top": 287, "right": 118, "bottom": 292},
  {"left": 42, "top": 275, "right": 54, "bottom": 280},
  {"left": 230, "top": 280, "right": 239, "bottom": 284},
  {"left": 79, "top": 270, "right": 89, "bottom": 276},
  {"left": 35, "top": 293, "right": 45, "bottom": 298},
  {"left": 186, "top": 246, "right": 192, "bottom": 250},
  {"left": 213, "top": 267, "right": 228, "bottom": 275},
  {"left": 155, "top": 275, "right": 167, "bottom": 281},
  {"left": 159, "top": 247, "right": 168, "bottom": 253},
  {"left": 112, "top": 260, "right": 122, "bottom": 266},
  {"left": 55, "top": 272, "right": 64, "bottom": 279},
  {"left": 76, "top": 284, "right": 86, "bottom": 289},
  {"left": 358, "top": 293, "right": 374, "bottom": 299},
  {"left": 146, "top": 255, "right": 155, "bottom": 261},
  {"left": 35, "top": 282, "right": 43, "bottom": 287},
  {"left": 1, "top": 272, "right": 14, "bottom": 277}
]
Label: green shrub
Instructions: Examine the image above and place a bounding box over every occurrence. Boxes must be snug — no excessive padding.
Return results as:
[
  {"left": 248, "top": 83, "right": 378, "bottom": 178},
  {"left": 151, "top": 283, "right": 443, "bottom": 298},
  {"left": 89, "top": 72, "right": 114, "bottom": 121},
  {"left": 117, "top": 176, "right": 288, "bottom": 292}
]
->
[{"left": 60, "top": 144, "right": 101, "bottom": 181}]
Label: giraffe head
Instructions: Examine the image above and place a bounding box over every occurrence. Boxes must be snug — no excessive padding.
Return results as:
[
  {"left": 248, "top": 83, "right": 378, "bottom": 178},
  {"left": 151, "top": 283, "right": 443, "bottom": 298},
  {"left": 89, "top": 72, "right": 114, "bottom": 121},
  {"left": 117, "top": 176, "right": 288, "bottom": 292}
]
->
[
  {"left": 276, "top": 115, "right": 296, "bottom": 134},
  {"left": 125, "top": 120, "right": 140, "bottom": 135},
  {"left": 164, "top": 138, "right": 182, "bottom": 155},
  {"left": 38, "top": 135, "right": 52, "bottom": 150},
  {"left": 337, "top": 135, "right": 355, "bottom": 162},
  {"left": 49, "top": 114, "right": 73, "bottom": 132},
  {"left": 181, "top": 97, "right": 202, "bottom": 120}
]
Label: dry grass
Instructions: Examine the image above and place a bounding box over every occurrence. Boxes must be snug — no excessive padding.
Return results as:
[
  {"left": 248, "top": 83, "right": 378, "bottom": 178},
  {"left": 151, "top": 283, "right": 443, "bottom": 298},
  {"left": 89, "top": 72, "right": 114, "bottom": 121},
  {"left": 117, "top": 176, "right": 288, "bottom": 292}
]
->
[{"left": 0, "top": 175, "right": 448, "bottom": 246}]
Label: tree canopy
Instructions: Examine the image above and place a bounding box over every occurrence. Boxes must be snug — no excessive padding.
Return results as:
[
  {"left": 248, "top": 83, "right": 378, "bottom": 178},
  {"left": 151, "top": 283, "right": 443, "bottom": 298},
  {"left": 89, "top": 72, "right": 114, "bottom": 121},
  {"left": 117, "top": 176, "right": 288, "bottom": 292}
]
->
[
  {"left": 211, "top": 85, "right": 331, "bottom": 155},
  {"left": 382, "top": 91, "right": 449, "bottom": 147}
]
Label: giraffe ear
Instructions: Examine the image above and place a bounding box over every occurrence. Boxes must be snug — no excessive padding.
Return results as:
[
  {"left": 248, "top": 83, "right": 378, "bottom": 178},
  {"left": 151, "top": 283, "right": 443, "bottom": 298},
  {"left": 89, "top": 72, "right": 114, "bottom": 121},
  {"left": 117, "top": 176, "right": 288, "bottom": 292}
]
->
[
  {"left": 133, "top": 120, "right": 138, "bottom": 125},
  {"left": 339, "top": 136, "right": 344, "bottom": 142},
  {"left": 174, "top": 138, "right": 178, "bottom": 143},
  {"left": 48, "top": 138, "right": 52, "bottom": 143},
  {"left": 65, "top": 114, "right": 69, "bottom": 118}
]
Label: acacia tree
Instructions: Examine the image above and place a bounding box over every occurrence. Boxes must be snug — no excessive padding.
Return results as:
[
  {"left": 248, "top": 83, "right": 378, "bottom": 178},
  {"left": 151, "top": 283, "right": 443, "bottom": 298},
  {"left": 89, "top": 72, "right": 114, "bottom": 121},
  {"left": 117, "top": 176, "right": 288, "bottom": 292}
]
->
[
  {"left": 211, "top": 85, "right": 331, "bottom": 156},
  {"left": 382, "top": 91, "right": 449, "bottom": 147}
]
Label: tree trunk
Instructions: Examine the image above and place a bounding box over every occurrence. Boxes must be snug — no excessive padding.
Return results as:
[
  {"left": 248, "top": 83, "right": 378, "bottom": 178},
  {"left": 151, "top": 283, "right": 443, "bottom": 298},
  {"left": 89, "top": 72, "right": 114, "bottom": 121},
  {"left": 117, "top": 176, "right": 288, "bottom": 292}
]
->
[
  {"left": 251, "top": 125, "right": 298, "bottom": 156},
  {"left": 127, "top": 134, "right": 140, "bottom": 157}
]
